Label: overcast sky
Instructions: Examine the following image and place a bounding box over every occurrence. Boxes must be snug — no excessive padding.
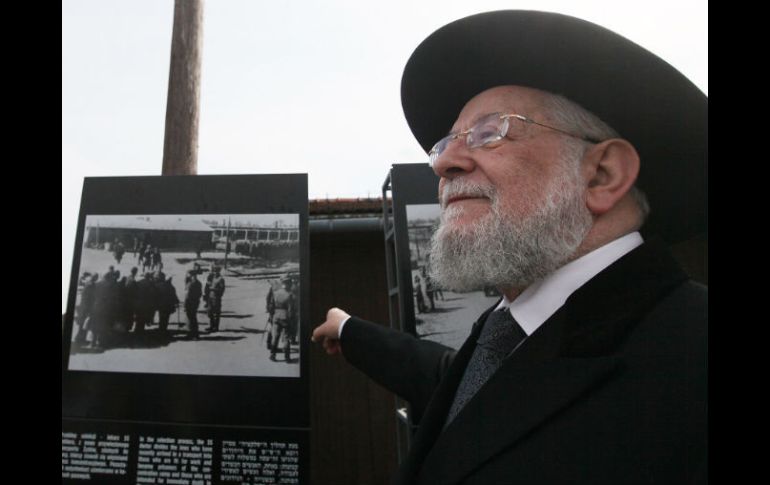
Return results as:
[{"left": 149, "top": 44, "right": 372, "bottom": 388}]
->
[{"left": 62, "top": 0, "right": 707, "bottom": 312}]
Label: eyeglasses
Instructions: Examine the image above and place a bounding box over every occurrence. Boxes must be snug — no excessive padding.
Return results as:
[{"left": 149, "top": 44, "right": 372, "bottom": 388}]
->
[{"left": 428, "top": 112, "right": 602, "bottom": 167}]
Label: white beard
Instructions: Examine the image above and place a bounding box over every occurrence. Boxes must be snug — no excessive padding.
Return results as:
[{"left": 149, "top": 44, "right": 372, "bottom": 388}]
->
[{"left": 428, "top": 155, "right": 592, "bottom": 293}]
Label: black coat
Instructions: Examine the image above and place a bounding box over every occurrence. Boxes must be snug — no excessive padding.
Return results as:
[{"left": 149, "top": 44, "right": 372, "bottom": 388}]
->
[{"left": 341, "top": 239, "right": 707, "bottom": 485}]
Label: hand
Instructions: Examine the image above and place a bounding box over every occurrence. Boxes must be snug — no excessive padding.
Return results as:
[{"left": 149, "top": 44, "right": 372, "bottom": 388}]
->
[{"left": 311, "top": 307, "right": 350, "bottom": 356}]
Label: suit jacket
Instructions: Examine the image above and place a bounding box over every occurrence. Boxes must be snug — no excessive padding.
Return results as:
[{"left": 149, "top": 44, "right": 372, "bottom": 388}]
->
[{"left": 341, "top": 239, "right": 707, "bottom": 484}]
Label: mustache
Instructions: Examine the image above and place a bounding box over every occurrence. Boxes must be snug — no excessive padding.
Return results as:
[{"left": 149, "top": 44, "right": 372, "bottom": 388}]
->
[{"left": 440, "top": 179, "right": 497, "bottom": 208}]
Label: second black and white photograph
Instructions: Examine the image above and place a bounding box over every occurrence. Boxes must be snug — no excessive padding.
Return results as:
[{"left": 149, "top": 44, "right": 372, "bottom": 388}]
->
[
  {"left": 406, "top": 204, "right": 499, "bottom": 350},
  {"left": 67, "top": 213, "right": 301, "bottom": 378}
]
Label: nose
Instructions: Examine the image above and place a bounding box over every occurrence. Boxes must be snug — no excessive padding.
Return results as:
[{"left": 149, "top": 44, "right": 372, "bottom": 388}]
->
[{"left": 431, "top": 137, "right": 477, "bottom": 180}]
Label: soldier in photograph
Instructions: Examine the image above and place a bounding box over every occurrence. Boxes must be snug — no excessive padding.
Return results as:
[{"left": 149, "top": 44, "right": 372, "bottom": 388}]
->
[
  {"left": 423, "top": 268, "right": 436, "bottom": 312},
  {"left": 203, "top": 271, "right": 214, "bottom": 309},
  {"left": 151, "top": 247, "right": 163, "bottom": 271},
  {"left": 288, "top": 275, "right": 300, "bottom": 345},
  {"left": 184, "top": 270, "right": 203, "bottom": 340},
  {"left": 123, "top": 267, "right": 139, "bottom": 331},
  {"left": 265, "top": 282, "right": 275, "bottom": 349},
  {"left": 132, "top": 237, "right": 140, "bottom": 258},
  {"left": 414, "top": 275, "right": 427, "bottom": 313},
  {"left": 141, "top": 245, "right": 153, "bottom": 273},
  {"left": 269, "top": 276, "right": 296, "bottom": 362},
  {"left": 113, "top": 239, "right": 125, "bottom": 264},
  {"left": 207, "top": 265, "right": 226, "bottom": 332}
]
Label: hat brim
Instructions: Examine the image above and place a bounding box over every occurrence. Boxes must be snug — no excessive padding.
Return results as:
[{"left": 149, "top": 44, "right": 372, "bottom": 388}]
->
[{"left": 401, "top": 10, "right": 707, "bottom": 243}]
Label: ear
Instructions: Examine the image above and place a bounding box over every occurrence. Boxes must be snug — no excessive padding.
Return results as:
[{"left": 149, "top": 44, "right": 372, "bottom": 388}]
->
[{"left": 582, "top": 139, "right": 640, "bottom": 216}]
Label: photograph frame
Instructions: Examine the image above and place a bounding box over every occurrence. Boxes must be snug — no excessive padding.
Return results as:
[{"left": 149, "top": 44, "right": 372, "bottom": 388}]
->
[{"left": 62, "top": 174, "right": 310, "bottom": 430}]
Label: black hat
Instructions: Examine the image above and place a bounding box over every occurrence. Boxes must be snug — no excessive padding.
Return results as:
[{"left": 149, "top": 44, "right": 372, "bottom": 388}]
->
[{"left": 401, "top": 10, "right": 707, "bottom": 243}]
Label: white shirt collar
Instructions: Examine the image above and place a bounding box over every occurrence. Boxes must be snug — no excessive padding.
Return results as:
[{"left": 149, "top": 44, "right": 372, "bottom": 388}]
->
[{"left": 494, "top": 232, "right": 644, "bottom": 336}]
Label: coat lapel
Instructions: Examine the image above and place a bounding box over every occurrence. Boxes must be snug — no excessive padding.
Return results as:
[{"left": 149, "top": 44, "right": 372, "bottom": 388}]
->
[
  {"left": 415, "top": 305, "right": 622, "bottom": 484},
  {"left": 400, "top": 239, "right": 689, "bottom": 485},
  {"left": 394, "top": 304, "right": 496, "bottom": 485}
]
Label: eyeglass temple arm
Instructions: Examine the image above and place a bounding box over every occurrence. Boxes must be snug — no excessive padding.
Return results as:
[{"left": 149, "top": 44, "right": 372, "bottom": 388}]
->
[{"left": 502, "top": 114, "right": 601, "bottom": 144}]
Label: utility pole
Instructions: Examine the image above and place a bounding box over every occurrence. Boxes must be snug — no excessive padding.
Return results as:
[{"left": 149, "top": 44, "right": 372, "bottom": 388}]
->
[
  {"left": 162, "top": 0, "right": 204, "bottom": 175},
  {"left": 224, "top": 217, "right": 231, "bottom": 270}
]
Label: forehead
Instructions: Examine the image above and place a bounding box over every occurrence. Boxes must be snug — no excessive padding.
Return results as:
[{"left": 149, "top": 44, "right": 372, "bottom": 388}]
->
[{"left": 454, "top": 86, "right": 548, "bottom": 127}]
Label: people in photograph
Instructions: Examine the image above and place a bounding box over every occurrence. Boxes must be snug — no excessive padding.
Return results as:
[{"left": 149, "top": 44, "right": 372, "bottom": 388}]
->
[
  {"left": 133, "top": 272, "right": 155, "bottom": 336},
  {"left": 74, "top": 272, "right": 98, "bottom": 345},
  {"left": 156, "top": 273, "right": 179, "bottom": 334},
  {"left": 413, "top": 275, "right": 427, "bottom": 314},
  {"left": 89, "top": 270, "right": 119, "bottom": 348},
  {"left": 112, "top": 239, "right": 125, "bottom": 264},
  {"left": 151, "top": 247, "right": 163, "bottom": 271},
  {"left": 141, "top": 245, "right": 153, "bottom": 273},
  {"left": 269, "top": 276, "right": 296, "bottom": 362},
  {"left": 423, "top": 269, "right": 436, "bottom": 311},
  {"left": 185, "top": 270, "right": 203, "bottom": 340},
  {"left": 265, "top": 282, "right": 276, "bottom": 349},
  {"left": 288, "top": 275, "right": 300, "bottom": 345},
  {"left": 123, "top": 267, "right": 139, "bottom": 332},
  {"left": 207, "top": 265, "right": 226, "bottom": 332}
]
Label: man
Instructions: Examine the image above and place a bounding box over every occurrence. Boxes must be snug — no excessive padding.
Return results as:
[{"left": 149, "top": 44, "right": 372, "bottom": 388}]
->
[
  {"left": 89, "top": 269, "right": 120, "bottom": 349},
  {"left": 133, "top": 271, "right": 155, "bottom": 337},
  {"left": 112, "top": 239, "right": 125, "bottom": 264},
  {"left": 156, "top": 274, "right": 179, "bottom": 334},
  {"left": 151, "top": 247, "right": 162, "bottom": 271},
  {"left": 265, "top": 282, "right": 275, "bottom": 350},
  {"left": 270, "top": 276, "right": 296, "bottom": 362},
  {"left": 184, "top": 269, "right": 202, "bottom": 340},
  {"left": 312, "top": 11, "right": 706, "bottom": 485},
  {"left": 288, "top": 275, "right": 300, "bottom": 345},
  {"left": 207, "top": 265, "right": 226, "bottom": 332},
  {"left": 74, "top": 272, "right": 98, "bottom": 346},
  {"left": 413, "top": 275, "right": 426, "bottom": 314},
  {"left": 123, "top": 267, "right": 139, "bottom": 332}
]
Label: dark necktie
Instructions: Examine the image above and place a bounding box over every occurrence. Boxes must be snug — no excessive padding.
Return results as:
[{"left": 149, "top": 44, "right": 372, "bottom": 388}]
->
[{"left": 445, "top": 308, "right": 527, "bottom": 426}]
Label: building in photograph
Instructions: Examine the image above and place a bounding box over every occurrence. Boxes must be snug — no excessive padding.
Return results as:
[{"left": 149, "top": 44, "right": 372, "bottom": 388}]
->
[{"left": 84, "top": 216, "right": 213, "bottom": 251}]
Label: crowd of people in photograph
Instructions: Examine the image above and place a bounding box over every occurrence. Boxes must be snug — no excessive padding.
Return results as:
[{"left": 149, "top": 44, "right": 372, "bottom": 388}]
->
[
  {"left": 232, "top": 238, "right": 299, "bottom": 263},
  {"left": 73, "top": 259, "right": 298, "bottom": 364},
  {"left": 73, "top": 265, "right": 180, "bottom": 349},
  {"left": 72, "top": 260, "right": 229, "bottom": 350},
  {"left": 73, "top": 236, "right": 300, "bottom": 365},
  {"left": 87, "top": 238, "right": 165, "bottom": 271}
]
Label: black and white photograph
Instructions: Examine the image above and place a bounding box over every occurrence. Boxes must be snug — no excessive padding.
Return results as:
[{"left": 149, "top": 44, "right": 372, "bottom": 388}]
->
[
  {"left": 68, "top": 213, "right": 301, "bottom": 377},
  {"left": 406, "top": 204, "right": 499, "bottom": 350}
]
